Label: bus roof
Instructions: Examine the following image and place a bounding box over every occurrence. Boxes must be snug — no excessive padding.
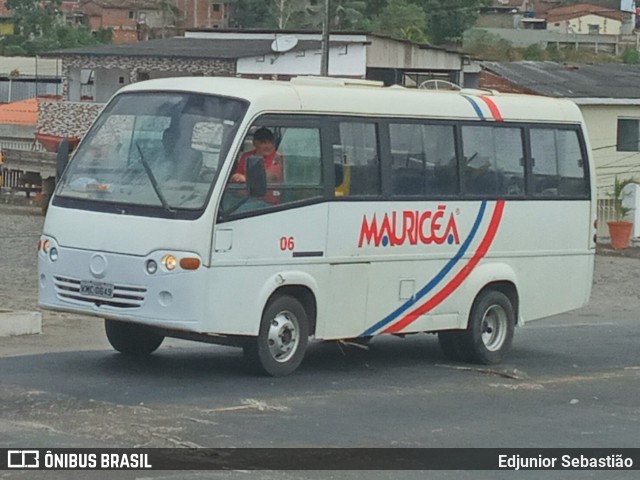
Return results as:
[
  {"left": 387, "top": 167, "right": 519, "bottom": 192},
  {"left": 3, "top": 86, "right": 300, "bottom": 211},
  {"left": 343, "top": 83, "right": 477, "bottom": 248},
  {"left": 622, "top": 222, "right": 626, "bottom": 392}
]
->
[{"left": 119, "top": 76, "right": 584, "bottom": 124}]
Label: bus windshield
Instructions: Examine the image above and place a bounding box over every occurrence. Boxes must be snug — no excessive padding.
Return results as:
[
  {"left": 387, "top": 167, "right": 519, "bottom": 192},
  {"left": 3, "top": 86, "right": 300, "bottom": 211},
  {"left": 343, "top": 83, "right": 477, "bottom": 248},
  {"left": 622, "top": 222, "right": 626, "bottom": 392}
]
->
[{"left": 56, "top": 92, "right": 246, "bottom": 216}]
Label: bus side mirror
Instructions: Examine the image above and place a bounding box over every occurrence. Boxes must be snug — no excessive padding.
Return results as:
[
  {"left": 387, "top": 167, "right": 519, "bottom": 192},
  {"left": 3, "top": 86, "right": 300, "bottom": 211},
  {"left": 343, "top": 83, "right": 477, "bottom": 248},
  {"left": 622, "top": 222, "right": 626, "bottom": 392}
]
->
[
  {"left": 56, "top": 139, "right": 70, "bottom": 181},
  {"left": 245, "top": 155, "right": 267, "bottom": 197}
]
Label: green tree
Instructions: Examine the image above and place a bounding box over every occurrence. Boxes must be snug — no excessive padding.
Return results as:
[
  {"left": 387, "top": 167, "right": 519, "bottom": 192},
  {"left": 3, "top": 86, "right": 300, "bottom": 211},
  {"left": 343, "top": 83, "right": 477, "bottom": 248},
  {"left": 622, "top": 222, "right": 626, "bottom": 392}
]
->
[
  {"left": 418, "top": 0, "right": 490, "bottom": 45},
  {"left": 271, "top": 0, "right": 319, "bottom": 29},
  {"left": 5, "top": 0, "right": 111, "bottom": 55},
  {"left": 331, "top": 0, "right": 368, "bottom": 30},
  {"left": 230, "top": 0, "right": 273, "bottom": 28},
  {"left": 157, "top": 0, "right": 180, "bottom": 38},
  {"left": 6, "top": 0, "right": 62, "bottom": 37},
  {"left": 363, "top": 0, "right": 390, "bottom": 18},
  {"left": 623, "top": 48, "right": 640, "bottom": 64},
  {"left": 374, "top": 0, "right": 428, "bottom": 42},
  {"left": 522, "top": 43, "right": 546, "bottom": 61}
]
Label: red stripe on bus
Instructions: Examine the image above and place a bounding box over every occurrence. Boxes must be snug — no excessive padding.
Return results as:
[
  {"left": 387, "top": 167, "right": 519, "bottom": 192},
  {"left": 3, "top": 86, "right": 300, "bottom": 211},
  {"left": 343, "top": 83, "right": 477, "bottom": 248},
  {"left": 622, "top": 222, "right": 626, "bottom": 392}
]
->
[
  {"left": 479, "top": 96, "right": 503, "bottom": 122},
  {"left": 383, "top": 200, "right": 505, "bottom": 334}
]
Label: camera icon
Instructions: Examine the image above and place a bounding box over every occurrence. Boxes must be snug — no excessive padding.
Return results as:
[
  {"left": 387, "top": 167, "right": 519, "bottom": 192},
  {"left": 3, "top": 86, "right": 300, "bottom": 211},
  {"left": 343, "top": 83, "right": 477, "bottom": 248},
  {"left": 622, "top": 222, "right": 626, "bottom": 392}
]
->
[{"left": 7, "top": 450, "right": 40, "bottom": 468}]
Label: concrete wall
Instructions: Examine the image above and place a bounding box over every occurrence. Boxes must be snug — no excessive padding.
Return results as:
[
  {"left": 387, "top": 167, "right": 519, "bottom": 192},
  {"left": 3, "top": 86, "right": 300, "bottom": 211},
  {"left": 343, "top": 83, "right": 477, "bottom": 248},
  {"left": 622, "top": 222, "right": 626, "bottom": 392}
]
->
[
  {"left": 237, "top": 44, "right": 367, "bottom": 77},
  {"left": 465, "top": 27, "right": 623, "bottom": 53},
  {"left": 367, "top": 37, "right": 462, "bottom": 71},
  {"left": 579, "top": 104, "right": 640, "bottom": 195},
  {"left": 94, "top": 68, "right": 129, "bottom": 103}
]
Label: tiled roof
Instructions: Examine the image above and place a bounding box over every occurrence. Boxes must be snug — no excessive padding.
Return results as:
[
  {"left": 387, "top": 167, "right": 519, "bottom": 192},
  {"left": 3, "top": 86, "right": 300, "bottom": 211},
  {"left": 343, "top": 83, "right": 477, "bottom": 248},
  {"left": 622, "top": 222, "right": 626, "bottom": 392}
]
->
[
  {"left": 546, "top": 3, "right": 625, "bottom": 23},
  {"left": 0, "top": 98, "right": 39, "bottom": 126},
  {"left": 0, "top": 0, "right": 11, "bottom": 17},
  {"left": 79, "top": 0, "right": 158, "bottom": 9}
]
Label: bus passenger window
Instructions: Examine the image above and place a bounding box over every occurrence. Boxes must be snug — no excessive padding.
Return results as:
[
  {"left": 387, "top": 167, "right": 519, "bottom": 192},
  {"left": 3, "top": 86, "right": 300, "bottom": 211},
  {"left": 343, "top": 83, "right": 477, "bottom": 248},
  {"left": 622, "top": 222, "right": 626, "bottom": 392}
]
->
[
  {"left": 335, "top": 122, "right": 380, "bottom": 197},
  {"left": 462, "top": 125, "right": 524, "bottom": 196},
  {"left": 531, "top": 128, "right": 587, "bottom": 197},
  {"left": 389, "top": 123, "right": 457, "bottom": 196}
]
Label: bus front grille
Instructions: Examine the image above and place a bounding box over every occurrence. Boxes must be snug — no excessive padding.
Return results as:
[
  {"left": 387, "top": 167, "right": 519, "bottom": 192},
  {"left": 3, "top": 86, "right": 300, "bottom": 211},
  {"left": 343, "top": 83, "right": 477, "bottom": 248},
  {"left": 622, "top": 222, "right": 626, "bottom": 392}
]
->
[{"left": 53, "top": 276, "right": 147, "bottom": 309}]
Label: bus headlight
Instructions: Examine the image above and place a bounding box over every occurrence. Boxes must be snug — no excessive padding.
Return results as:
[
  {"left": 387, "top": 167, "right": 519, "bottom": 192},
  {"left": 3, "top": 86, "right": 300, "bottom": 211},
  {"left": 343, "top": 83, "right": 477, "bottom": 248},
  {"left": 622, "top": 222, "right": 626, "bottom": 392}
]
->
[
  {"left": 146, "top": 259, "right": 158, "bottom": 274},
  {"left": 161, "top": 255, "right": 177, "bottom": 271}
]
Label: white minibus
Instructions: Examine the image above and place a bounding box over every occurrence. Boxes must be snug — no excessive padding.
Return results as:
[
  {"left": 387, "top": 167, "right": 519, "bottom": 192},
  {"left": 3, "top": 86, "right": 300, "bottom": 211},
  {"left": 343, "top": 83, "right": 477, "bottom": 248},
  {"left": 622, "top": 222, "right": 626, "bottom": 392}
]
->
[{"left": 38, "top": 76, "right": 596, "bottom": 376}]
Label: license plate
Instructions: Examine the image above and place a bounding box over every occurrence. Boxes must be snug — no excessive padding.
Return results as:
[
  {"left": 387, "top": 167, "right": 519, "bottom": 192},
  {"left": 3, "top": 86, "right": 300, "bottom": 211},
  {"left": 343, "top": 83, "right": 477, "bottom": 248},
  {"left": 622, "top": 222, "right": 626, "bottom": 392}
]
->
[{"left": 80, "top": 281, "right": 114, "bottom": 298}]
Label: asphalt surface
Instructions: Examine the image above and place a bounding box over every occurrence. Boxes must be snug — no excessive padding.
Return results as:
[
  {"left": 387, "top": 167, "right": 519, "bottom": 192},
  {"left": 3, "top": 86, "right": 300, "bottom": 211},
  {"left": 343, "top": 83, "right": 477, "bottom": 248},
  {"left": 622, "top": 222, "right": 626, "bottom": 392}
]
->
[{"left": 0, "top": 204, "right": 639, "bottom": 479}]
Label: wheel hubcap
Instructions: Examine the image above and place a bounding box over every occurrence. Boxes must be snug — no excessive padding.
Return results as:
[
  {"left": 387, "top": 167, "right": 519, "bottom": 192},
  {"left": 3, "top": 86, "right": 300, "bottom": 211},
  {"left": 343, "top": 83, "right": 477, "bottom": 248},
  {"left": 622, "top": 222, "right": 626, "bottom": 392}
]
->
[
  {"left": 267, "top": 311, "right": 299, "bottom": 363},
  {"left": 481, "top": 305, "right": 508, "bottom": 352}
]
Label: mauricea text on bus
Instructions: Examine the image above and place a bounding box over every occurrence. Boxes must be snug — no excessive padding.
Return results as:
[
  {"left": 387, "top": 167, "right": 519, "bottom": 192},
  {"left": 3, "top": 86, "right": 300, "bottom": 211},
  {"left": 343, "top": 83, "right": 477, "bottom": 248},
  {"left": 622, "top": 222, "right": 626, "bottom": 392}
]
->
[{"left": 358, "top": 205, "right": 461, "bottom": 248}]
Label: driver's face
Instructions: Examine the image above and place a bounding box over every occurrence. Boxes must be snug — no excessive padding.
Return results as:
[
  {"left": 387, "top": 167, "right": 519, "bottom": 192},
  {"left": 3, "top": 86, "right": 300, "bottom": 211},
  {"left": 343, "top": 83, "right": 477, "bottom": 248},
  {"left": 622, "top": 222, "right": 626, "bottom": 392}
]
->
[{"left": 253, "top": 139, "right": 275, "bottom": 155}]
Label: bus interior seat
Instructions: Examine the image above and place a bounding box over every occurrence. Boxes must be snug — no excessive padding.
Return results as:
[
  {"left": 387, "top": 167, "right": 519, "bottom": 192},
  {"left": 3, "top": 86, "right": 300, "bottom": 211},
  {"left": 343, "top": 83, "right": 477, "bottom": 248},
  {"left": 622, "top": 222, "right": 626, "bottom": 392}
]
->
[
  {"left": 466, "top": 170, "right": 499, "bottom": 195},
  {"left": 348, "top": 164, "right": 380, "bottom": 195},
  {"left": 393, "top": 167, "right": 425, "bottom": 195},
  {"left": 432, "top": 165, "right": 456, "bottom": 195},
  {"left": 334, "top": 163, "right": 344, "bottom": 187}
]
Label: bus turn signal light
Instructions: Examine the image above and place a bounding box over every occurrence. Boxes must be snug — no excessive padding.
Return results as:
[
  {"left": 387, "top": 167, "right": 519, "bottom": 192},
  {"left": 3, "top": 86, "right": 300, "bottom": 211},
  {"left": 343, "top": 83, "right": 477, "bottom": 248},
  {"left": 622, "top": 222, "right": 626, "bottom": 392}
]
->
[{"left": 180, "top": 257, "right": 201, "bottom": 270}]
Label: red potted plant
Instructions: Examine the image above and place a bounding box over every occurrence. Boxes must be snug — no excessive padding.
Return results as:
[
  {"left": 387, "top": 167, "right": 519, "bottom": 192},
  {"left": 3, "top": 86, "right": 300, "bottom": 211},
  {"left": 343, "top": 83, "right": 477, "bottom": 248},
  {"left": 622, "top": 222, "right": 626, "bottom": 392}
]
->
[{"left": 607, "top": 177, "right": 636, "bottom": 250}]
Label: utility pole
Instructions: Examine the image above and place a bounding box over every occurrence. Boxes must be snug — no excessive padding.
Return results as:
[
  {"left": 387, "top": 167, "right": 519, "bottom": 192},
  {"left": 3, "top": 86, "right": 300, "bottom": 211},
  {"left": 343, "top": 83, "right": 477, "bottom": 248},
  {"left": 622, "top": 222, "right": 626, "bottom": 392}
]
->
[{"left": 320, "top": 0, "right": 330, "bottom": 76}]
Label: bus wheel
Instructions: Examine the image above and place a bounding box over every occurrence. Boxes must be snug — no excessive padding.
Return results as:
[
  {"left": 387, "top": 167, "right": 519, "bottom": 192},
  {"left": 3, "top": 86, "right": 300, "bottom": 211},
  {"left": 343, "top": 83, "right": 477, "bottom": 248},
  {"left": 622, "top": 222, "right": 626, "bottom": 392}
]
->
[
  {"left": 437, "top": 331, "right": 465, "bottom": 361},
  {"left": 244, "top": 295, "right": 309, "bottom": 376},
  {"left": 105, "top": 319, "right": 164, "bottom": 356},
  {"left": 459, "top": 290, "right": 514, "bottom": 365}
]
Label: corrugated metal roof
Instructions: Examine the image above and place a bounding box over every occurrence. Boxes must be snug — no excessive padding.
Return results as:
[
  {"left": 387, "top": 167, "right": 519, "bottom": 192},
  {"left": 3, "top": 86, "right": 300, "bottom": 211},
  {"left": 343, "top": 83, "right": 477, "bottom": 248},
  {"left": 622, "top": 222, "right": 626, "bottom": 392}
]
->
[
  {"left": 0, "top": 57, "right": 62, "bottom": 77},
  {"left": 481, "top": 61, "right": 640, "bottom": 99},
  {"left": 0, "top": 98, "right": 38, "bottom": 126}
]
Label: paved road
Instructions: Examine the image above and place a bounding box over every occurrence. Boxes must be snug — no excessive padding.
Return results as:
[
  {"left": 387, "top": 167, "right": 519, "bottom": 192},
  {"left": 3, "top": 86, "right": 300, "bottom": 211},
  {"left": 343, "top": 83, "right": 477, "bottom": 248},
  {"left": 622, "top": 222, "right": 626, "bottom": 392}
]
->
[{"left": 0, "top": 205, "right": 639, "bottom": 479}]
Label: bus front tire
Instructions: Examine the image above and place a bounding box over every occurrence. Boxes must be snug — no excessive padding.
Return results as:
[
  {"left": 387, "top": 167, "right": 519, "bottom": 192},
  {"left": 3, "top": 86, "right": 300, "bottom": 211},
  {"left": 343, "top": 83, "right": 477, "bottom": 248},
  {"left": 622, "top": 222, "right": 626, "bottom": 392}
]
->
[
  {"left": 458, "top": 290, "right": 515, "bottom": 365},
  {"left": 244, "top": 295, "right": 309, "bottom": 377},
  {"left": 105, "top": 319, "right": 164, "bottom": 356}
]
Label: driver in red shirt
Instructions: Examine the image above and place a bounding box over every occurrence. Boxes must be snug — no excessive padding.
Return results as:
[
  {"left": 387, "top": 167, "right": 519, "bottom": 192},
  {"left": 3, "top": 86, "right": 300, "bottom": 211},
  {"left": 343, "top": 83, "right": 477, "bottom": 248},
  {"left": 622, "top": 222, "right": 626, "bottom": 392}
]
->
[{"left": 230, "top": 127, "right": 283, "bottom": 204}]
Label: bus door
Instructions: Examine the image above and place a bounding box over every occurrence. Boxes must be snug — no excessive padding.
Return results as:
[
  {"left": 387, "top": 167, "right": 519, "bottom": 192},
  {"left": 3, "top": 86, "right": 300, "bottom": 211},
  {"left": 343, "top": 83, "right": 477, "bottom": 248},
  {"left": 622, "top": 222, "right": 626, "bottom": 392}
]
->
[{"left": 322, "top": 120, "right": 381, "bottom": 339}]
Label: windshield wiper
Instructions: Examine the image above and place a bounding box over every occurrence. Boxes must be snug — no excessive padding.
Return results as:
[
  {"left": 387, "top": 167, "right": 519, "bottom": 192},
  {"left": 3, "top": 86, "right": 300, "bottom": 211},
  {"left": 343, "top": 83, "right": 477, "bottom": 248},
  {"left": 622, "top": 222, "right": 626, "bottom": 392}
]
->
[{"left": 135, "top": 143, "right": 175, "bottom": 215}]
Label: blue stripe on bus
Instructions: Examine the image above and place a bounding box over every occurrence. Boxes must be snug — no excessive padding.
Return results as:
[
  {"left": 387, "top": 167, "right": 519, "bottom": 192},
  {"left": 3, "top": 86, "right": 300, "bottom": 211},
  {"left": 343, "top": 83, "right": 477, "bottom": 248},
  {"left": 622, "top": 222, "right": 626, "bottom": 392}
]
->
[
  {"left": 360, "top": 200, "right": 488, "bottom": 337},
  {"left": 462, "top": 95, "right": 485, "bottom": 120}
]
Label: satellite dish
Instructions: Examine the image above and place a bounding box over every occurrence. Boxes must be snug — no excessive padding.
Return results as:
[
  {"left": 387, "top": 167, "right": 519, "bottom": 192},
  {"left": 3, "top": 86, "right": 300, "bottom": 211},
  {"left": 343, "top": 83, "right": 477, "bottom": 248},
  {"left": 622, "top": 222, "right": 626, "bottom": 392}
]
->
[{"left": 271, "top": 35, "right": 299, "bottom": 53}]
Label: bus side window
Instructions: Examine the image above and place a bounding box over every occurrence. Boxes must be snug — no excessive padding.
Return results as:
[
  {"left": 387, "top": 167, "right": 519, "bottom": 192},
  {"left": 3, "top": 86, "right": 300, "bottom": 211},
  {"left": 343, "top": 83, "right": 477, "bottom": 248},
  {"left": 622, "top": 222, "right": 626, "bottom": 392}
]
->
[
  {"left": 278, "top": 127, "right": 323, "bottom": 203},
  {"left": 335, "top": 122, "right": 380, "bottom": 197},
  {"left": 531, "top": 128, "right": 588, "bottom": 197},
  {"left": 222, "top": 123, "right": 324, "bottom": 216},
  {"left": 389, "top": 123, "right": 457, "bottom": 197},
  {"left": 462, "top": 125, "right": 524, "bottom": 196}
]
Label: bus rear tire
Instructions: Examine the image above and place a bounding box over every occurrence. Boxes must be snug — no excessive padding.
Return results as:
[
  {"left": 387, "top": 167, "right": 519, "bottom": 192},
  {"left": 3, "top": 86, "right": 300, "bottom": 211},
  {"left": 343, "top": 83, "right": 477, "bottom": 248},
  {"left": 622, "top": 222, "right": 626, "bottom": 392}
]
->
[
  {"left": 105, "top": 319, "right": 164, "bottom": 356},
  {"left": 244, "top": 295, "right": 309, "bottom": 377},
  {"left": 458, "top": 290, "right": 514, "bottom": 365}
]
